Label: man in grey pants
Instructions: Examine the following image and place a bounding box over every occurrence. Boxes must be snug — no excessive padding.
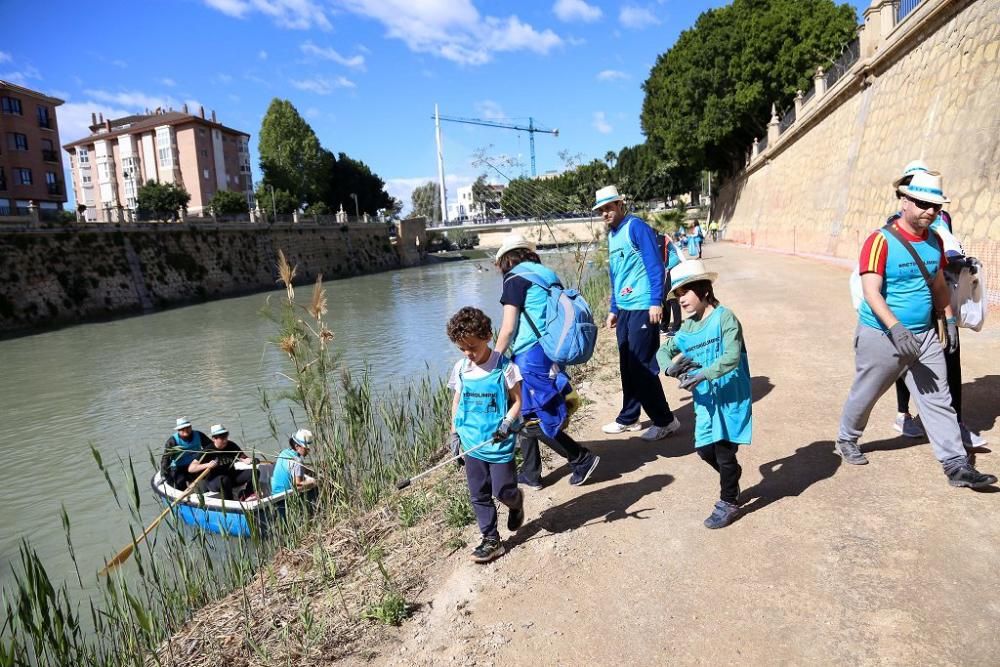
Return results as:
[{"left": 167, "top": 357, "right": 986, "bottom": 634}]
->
[{"left": 836, "top": 170, "right": 995, "bottom": 488}]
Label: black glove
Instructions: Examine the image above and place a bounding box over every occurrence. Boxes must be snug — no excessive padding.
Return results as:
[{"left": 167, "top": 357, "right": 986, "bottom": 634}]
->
[
  {"left": 665, "top": 354, "right": 701, "bottom": 378},
  {"left": 678, "top": 372, "right": 707, "bottom": 392},
  {"left": 945, "top": 318, "right": 959, "bottom": 354},
  {"left": 492, "top": 418, "right": 520, "bottom": 442},
  {"left": 888, "top": 322, "right": 921, "bottom": 362}
]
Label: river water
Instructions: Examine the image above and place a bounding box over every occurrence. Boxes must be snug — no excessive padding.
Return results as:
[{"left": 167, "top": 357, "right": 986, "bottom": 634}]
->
[{"left": 0, "top": 256, "right": 562, "bottom": 607}]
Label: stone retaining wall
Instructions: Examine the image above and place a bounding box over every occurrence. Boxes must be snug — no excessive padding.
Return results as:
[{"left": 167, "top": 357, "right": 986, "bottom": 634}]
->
[{"left": 0, "top": 223, "right": 400, "bottom": 335}]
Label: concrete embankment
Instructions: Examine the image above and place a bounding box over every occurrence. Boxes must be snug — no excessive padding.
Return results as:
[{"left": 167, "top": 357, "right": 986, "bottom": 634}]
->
[{"left": 0, "top": 223, "right": 405, "bottom": 336}]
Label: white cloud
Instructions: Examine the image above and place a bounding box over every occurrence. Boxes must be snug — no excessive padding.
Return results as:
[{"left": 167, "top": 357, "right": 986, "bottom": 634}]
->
[
  {"left": 339, "top": 0, "right": 562, "bottom": 66},
  {"left": 290, "top": 75, "right": 355, "bottom": 94},
  {"left": 215, "top": 73, "right": 234, "bottom": 84},
  {"left": 596, "top": 69, "right": 628, "bottom": 81},
  {"left": 592, "top": 111, "right": 612, "bottom": 134},
  {"left": 84, "top": 89, "right": 178, "bottom": 111},
  {"left": 59, "top": 100, "right": 133, "bottom": 144},
  {"left": 300, "top": 41, "right": 366, "bottom": 70},
  {"left": 160, "top": 77, "right": 177, "bottom": 87},
  {"left": 386, "top": 174, "right": 475, "bottom": 216},
  {"left": 0, "top": 64, "right": 42, "bottom": 85},
  {"left": 258, "top": 50, "right": 268, "bottom": 60},
  {"left": 553, "top": 0, "right": 601, "bottom": 22},
  {"left": 474, "top": 100, "right": 508, "bottom": 122},
  {"left": 619, "top": 5, "right": 660, "bottom": 29},
  {"left": 110, "top": 59, "right": 128, "bottom": 69},
  {"left": 202, "top": 0, "right": 331, "bottom": 29},
  {"left": 304, "top": 107, "right": 321, "bottom": 118},
  {"left": 0, "top": 51, "right": 12, "bottom": 64}
]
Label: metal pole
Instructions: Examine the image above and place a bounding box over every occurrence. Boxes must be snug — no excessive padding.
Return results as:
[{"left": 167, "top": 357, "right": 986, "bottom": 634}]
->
[
  {"left": 434, "top": 104, "right": 448, "bottom": 225},
  {"left": 269, "top": 185, "right": 276, "bottom": 221},
  {"left": 529, "top": 117, "right": 536, "bottom": 177}
]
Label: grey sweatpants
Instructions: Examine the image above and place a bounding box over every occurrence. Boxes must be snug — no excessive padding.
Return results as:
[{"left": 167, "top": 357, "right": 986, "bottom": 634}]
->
[{"left": 837, "top": 324, "right": 966, "bottom": 472}]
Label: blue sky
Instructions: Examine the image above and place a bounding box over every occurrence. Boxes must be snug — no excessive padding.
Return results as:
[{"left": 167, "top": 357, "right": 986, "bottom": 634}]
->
[{"left": 1, "top": 0, "right": 865, "bottom": 211}]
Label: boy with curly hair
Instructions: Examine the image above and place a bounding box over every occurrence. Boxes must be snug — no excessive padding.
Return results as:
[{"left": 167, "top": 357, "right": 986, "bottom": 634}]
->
[{"left": 447, "top": 306, "right": 525, "bottom": 563}]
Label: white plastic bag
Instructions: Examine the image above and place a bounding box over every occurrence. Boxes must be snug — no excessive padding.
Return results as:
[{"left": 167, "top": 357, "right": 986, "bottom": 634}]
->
[
  {"left": 948, "top": 259, "right": 987, "bottom": 331},
  {"left": 849, "top": 268, "right": 864, "bottom": 311}
]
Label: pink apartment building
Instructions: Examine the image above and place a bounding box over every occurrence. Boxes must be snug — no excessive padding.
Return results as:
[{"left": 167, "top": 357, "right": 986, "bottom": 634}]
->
[{"left": 64, "top": 106, "right": 253, "bottom": 222}]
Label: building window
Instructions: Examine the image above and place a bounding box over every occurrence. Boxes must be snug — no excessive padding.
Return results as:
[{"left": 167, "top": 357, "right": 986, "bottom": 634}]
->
[
  {"left": 1, "top": 97, "right": 22, "bottom": 115},
  {"left": 37, "top": 105, "right": 51, "bottom": 128},
  {"left": 200, "top": 149, "right": 208, "bottom": 157},
  {"left": 82, "top": 174, "right": 92, "bottom": 185},
  {"left": 8, "top": 133, "right": 28, "bottom": 151},
  {"left": 203, "top": 168, "right": 210, "bottom": 179},
  {"left": 15, "top": 168, "right": 32, "bottom": 185},
  {"left": 46, "top": 171, "right": 59, "bottom": 195},
  {"left": 0, "top": 167, "right": 6, "bottom": 190},
  {"left": 199, "top": 128, "right": 206, "bottom": 136},
  {"left": 78, "top": 148, "right": 90, "bottom": 165}
]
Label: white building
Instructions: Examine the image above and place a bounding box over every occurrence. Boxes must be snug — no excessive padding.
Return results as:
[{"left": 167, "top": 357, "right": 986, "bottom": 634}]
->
[{"left": 447, "top": 182, "right": 505, "bottom": 223}]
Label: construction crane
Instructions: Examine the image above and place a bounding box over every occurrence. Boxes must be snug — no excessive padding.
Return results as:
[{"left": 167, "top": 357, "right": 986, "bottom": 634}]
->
[{"left": 433, "top": 113, "right": 559, "bottom": 178}]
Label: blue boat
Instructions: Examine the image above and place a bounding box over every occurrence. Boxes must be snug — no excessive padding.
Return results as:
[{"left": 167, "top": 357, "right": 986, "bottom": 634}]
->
[{"left": 149, "top": 468, "right": 317, "bottom": 537}]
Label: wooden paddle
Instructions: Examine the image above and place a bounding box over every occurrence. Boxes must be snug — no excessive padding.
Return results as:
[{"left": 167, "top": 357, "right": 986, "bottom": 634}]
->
[{"left": 99, "top": 467, "right": 212, "bottom": 576}]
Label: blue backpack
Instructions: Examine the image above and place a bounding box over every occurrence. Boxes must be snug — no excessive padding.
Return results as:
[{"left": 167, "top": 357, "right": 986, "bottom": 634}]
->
[{"left": 508, "top": 264, "right": 598, "bottom": 365}]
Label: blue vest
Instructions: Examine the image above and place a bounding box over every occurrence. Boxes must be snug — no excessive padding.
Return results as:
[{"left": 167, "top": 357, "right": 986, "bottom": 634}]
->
[
  {"left": 665, "top": 241, "right": 681, "bottom": 271},
  {"left": 858, "top": 228, "right": 941, "bottom": 333},
  {"left": 673, "top": 307, "right": 753, "bottom": 447},
  {"left": 608, "top": 216, "right": 651, "bottom": 311},
  {"left": 508, "top": 261, "right": 561, "bottom": 356},
  {"left": 171, "top": 432, "right": 201, "bottom": 470},
  {"left": 270, "top": 447, "right": 300, "bottom": 495},
  {"left": 454, "top": 356, "right": 515, "bottom": 463},
  {"left": 686, "top": 234, "right": 702, "bottom": 256}
]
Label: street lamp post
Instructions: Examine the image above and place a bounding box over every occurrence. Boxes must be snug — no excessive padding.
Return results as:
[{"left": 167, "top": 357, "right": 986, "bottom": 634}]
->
[{"left": 350, "top": 193, "right": 360, "bottom": 221}]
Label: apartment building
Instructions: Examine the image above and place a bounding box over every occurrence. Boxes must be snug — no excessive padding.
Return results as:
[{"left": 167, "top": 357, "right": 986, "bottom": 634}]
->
[
  {"left": 64, "top": 106, "right": 253, "bottom": 222},
  {"left": 447, "top": 182, "right": 505, "bottom": 222},
  {"left": 0, "top": 80, "right": 67, "bottom": 216}
]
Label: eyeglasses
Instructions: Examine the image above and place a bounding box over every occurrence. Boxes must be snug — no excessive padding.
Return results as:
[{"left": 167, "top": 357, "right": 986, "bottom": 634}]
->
[{"left": 906, "top": 195, "right": 942, "bottom": 210}]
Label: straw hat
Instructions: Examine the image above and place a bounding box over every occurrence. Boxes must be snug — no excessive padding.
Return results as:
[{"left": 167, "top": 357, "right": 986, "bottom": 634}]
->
[
  {"left": 667, "top": 259, "right": 718, "bottom": 297},
  {"left": 898, "top": 170, "right": 950, "bottom": 205},
  {"left": 892, "top": 159, "right": 939, "bottom": 188},
  {"left": 494, "top": 233, "right": 536, "bottom": 263},
  {"left": 175, "top": 417, "right": 192, "bottom": 431},
  {"left": 592, "top": 185, "right": 624, "bottom": 210},
  {"left": 291, "top": 428, "right": 314, "bottom": 448},
  {"left": 209, "top": 424, "right": 229, "bottom": 437}
]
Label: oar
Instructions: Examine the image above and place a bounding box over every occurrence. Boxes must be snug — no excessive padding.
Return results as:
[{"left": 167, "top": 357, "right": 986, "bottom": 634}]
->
[{"left": 99, "top": 467, "right": 212, "bottom": 576}]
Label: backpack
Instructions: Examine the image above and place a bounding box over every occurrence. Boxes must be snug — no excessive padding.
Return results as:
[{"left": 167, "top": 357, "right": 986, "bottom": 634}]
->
[{"left": 508, "top": 265, "right": 598, "bottom": 365}]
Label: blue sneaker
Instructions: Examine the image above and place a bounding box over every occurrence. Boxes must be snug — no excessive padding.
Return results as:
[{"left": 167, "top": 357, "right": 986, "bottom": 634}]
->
[
  {"left": 569, "top": 454, "right": 600, "bottom": 486},
  {"left": 704, "top": 500, "right": 740, "bottom": 529}
]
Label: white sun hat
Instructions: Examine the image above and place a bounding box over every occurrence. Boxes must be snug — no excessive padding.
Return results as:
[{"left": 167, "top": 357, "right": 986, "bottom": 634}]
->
[
  {"left": 897, "top": 170, "right": 950, "bottom": 205},
  {"left": 209, "top": 424, "right": 229, "bottom": 437},
  {"left": 592, "top": 185, "right": 624, "bottom": 210},
  {"left": 291, "top": 428, "right": 314, "bottom": 448},
  {"left": 667, "top": 259, "right": 719, "bottom": 297},
  {"left": 892, "top": 159, "right": 939, "bottom": 188},
  {"left": 494, "top": 233, "right": 536, "bottom": 263},
  {"left": 175, "top": 417, "right": 192, "bottom": 431}
]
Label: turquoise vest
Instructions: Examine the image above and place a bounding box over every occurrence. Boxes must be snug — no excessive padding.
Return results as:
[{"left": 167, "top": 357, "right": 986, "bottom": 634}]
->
[
  {"left": 454, "top": 357, "right": 515, "bottom": 463},
  {"left": 608, "top": 216, "right": 652, "bottom": 311},
  {"left": 507, "top": 261, "right": 561, "bottom": 356},
  {"left": 270, "top": 447, "right": 300, "bottom": 495},
  {"left": 858, "top": 228, "right": 941, "bottom": 333},
  {"left": 686, "top": 234, "right": 702, "bottom": 256},
  {"left": 673, "top": 307, "right": 753, "bottom": 447},
  {"left": 171, "top": 432, "right": 201, "bottom": 470}
]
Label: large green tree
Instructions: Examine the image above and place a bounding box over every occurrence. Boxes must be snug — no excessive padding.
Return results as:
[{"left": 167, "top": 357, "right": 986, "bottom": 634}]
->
[
  {"left": 616, "top": 143, "right": 695, "bottom": 202},
  {"left": 641, "top": 0, "right": 857, "bottom": 177},
  {"left": 258, "top": 99, "right": 324, "bottom": 206},
  {"left": 410, "top": 181, "right": 440, "bottom": 223},
  {"left": 208, "top": 189, "right": 249, "bottom": 216},
  {"left": 136, "top": 181, "right": 190, "bottom": 220},
  {"left": 315, "top": 149, "right": 393, "bottom": 216}
]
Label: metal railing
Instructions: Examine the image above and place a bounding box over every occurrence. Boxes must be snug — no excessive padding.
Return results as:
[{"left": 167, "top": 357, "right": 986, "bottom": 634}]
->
[
  {"left": 824, "top": 37, "right": 861, "bottom": 90},
  {"left": 42, "top": 149, "right": 58, "bottom": 162},
  {"left": 897, "top": 0, "right": 923, "bottom": 23},
  {"left": 47, "top": 182, "right": 62, "bottom": 195},
  {"left": 38, "top": 116, "right": 52, "bottom": 129}
]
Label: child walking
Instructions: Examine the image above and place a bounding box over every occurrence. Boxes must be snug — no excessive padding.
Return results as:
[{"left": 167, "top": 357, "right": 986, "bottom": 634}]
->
[
  {"left": 447, "top": 306, "right": 525, "bottom": 563},
  {"left": 656, "top": 260, "right": 752, "bottom": 529}
]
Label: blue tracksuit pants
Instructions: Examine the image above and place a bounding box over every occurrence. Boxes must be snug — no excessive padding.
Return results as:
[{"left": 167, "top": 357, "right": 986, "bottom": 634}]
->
[{"left": 615, "top": 309, "right": 674, "bottom": 427}]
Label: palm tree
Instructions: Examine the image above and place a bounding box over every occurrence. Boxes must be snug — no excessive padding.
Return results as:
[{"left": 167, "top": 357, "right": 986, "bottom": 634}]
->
[{"left": 604, "top": 151, "right": 617, "bottom": 169}]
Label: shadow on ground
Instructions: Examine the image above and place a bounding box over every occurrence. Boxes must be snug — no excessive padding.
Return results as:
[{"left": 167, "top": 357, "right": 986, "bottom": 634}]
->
[
  {"left": 740, "top": 440, "right": 841, "bottom": 516},
  {"left": 962, "top": 374, "right": 1000, "bottom": 435},
  {"left": 506, "top": 474, "right": 674, "bottom": 549}
]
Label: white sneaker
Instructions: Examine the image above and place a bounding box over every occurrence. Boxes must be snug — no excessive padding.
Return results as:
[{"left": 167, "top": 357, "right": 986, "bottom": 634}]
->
[
  {"left": 893, "top": 413, "right": 925, "bottom": 438},
  {"left": 641, "top": 417, "right": 681, "bottom": 441},
  {"left": 602, "top": 421, "right": 642, "bottom": 434}
]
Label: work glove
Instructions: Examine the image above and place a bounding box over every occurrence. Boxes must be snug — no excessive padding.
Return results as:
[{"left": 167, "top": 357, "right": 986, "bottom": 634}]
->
[
  {"left": 888, "top": 322, "right": 921, "bottom": 363},
  {"left": 678, "top": 372, "right": 707, "bottom": 392},
  {"left": 665, "top": 354, "right": 701, "bottom": 378},
  {"left": 448, "top": 432, "right": 464, "bottom": 468},
  {"left": 492, "top": 418, "right": 520, "bottom": 443},
  {"left": 945, "top": 318, "right": 959, "bottom": 354}
]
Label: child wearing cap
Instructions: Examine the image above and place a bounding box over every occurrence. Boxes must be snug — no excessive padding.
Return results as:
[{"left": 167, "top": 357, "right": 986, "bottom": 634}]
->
[
  {"left": 447, "top": 306, "right": 525, "bottom": 563},
  {"left": 271, "top": 428, "right": 315, "bottom": 496},
  {"left": 655, "top": 261, "right": 752, "bottom": 529}
]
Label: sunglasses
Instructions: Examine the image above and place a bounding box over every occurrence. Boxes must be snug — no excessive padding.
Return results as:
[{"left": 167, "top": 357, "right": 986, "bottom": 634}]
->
[
  {"left": 212, "top": 434, "right": 228, "bottom": 439},
  {"left": 906, "top": 195, "right": 942, "bottom": 210}
]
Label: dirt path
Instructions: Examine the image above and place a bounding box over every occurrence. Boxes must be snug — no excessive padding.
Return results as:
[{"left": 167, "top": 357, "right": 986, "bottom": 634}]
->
[{"left": 377, "top": 243, "right": 1000, "bottom": 666}]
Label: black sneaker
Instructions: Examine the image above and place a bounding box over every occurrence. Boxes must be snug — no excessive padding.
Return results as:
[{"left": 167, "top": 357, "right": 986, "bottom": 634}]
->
[
  {"left": 471, "top": 536, "right": 505, "bottom": 563},
  {"left": 835, "top": 440, "right": 868, "bottom": 465},
  {"left": 569, "top": 454, "right": 601, "bottom": 486},
  {"left": 507, "top": 493, "right": 525, "bottom": 532},
  {"left": 947, "top": 465, "right": 998, "bottom": 489}
]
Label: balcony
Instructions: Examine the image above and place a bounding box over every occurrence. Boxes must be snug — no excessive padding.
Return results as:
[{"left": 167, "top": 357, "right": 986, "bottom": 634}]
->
[
  {"left": 42, "top": 149, "right": 59, "bottom": 162},
  {"left": 38, "top": 117, "right": 52, "bottom": 129},
  {"left": 0, "top": 177, "right": 6, "bottom": 191},
  {"left": 47, "top": 181, "right": 63, "bottom": 196}
]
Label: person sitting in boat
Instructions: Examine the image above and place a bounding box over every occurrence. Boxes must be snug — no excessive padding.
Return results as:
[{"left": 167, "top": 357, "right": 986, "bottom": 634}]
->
[
  {"left": 270, "top": 428, "right": 315, "bottom": 495},
  {"left": 188, "top": 424, "right": 258, "bottom": 500},
  {"left": 159, "top": 417, "right": 211, "bottom": 490}
]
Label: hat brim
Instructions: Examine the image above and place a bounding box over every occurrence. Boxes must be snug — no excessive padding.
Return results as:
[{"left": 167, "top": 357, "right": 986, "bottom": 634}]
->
[
  {"left": 592, "top": 195, "right": 623, "bottom": 211},
  {"left": 667, "top": 272, "right": 718, "bottom": 298},
  {"left": 175, "top": 423, "right": 192, "bottom": 431},
  {"left": 211, "top": 430, "right": 229, "bottom": 437},
  {"left": 494, "top": 242, "right": 535, "bottom": 262},
  {"left": 892, "top": 169, "right": 940, "bottom": 189},
  {"left": 898, "top": 183, "right": 949, "bottom": 205}
]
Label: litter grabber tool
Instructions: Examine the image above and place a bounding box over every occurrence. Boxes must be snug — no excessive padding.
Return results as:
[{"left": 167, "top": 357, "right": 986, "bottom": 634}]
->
[{"left": 395, "top": 422, "right": 522, "bottom": 490}]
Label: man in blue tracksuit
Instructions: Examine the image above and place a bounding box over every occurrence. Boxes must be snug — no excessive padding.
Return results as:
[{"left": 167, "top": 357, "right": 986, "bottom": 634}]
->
[{"left": 593, "top": 185, "right": 680, "bottom": 441}]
